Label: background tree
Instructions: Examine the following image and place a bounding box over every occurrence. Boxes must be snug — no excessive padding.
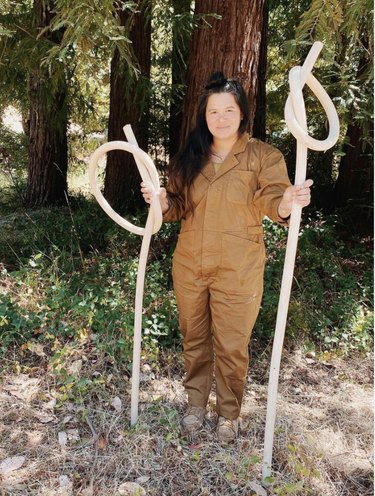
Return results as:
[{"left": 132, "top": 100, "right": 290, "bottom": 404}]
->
[
  {"left": 104, "top": 0, "right": 152, "bottom": 213},
  {"left": 180, "top": 0, "right": 266, "bottom": 142},
  {"left": 0, "top": 0, "right": 69, "bottom": 206},
  {"left": 0, "top": 0, "right": 137, "bottom": 206},
  {"left": 293, "top": 0, "right": 373, "bottom": 228},
  {"left": 252, "top": 1, "right": 269, "bottom": 141},
  {"left": 168, "top": 0, "right": 192, "bottom": 157},
  {"left": 25, "top": 0, "right": 69, "bottom": 206}
]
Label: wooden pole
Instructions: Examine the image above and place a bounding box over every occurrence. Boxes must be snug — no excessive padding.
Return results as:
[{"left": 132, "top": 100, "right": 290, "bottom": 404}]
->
[
  {"left": 88, "top": 126, "right": 162, "bottom": 426},
  {"left": 262, "top": 42, "right": 340, "bottom": 481}
]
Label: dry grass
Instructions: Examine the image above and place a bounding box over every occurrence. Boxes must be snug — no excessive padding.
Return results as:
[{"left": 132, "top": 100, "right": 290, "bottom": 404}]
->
[{"left": 0, "top": 349, "right": 373, "bottom": 496}]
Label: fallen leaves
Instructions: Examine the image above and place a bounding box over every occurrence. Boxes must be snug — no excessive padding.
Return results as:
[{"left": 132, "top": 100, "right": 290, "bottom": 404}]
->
[
  {"left": 58, "top": 431, "right": 68, "bottom": 448},
  {"left": 111, "top": 396, "right": 122, "bottom": 412},
  {"left": 3, "top": 374, "right": 40, "bottom": 402},
  {"left": 248, "top": 480, "right": 268, "bottom": 496},
  {"left": 96, "top": 434, "right": 108, "bottom": 451},
  {"left": 0, "top": 456, "right": 25, "bottom": 475},
  {"left": 68, "top": 359, "right": 83, "bottom": 376},
  {"left": 34, "top": 412, "right": 56, "bottom": 424},
  {"left": 80, "top": 486, "right": 94, "bottom": 496},
  {"left": 118, "top": 481, "right": 146, "bottom": 495}
]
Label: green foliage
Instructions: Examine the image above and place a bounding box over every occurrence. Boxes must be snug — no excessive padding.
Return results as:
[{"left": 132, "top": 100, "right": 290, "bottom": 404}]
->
[
  {"left": 0, "top": 122, "right": 28, "bottom": 205},
  {"left": 0, "top": 199, "right": 112, "bottom": 269},
  {"left": 0, "top": 292, "right": 35, "bottom": 352},
  {"left": 0, "top": 200, "right": 180, "bottom": 369},
  {"left": 0, "top": 1, "right": 33, "bottom": 112},
  {"left": 266, "top": 0, "right": 373, "bottom": 220},
  {"left": 254, "top": 213, "right": 373, "bottom": 354},
  {"left": 265, "top": 442, "right": 321, "bottom": 495},
  {"left": 1, "top": 199, "right": 372, "bottom": 370},
  {"left": 0, "top": 0, "right": 138, "bottom": 148},
  {"left": 293, "top": 0, "right": 374, "bottom": 136},
  {"left": 47, "top": 0, "right": 136, "bottom": 65}
]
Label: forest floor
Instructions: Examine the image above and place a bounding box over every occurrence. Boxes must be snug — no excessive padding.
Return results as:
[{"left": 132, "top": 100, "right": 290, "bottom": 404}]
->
[{"left": 0, "top": 347, "right": 373, "bottom": 496}]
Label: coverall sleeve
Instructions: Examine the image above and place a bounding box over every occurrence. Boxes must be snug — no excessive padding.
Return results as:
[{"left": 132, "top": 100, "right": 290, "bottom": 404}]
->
[
  {"left": 252, "top": 142, "right": 292, "bottom": 226},
  {"left": 162, "top": 181, "right": 186, "bottom": 223}
]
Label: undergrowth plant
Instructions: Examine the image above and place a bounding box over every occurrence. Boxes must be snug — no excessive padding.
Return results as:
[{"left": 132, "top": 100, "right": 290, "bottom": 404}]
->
[
  {"left": 251, "top": 212, "right": 373, "bottom": 354},
  {"left": 0, "top": 197, "right": 373, "bottom": 391}
]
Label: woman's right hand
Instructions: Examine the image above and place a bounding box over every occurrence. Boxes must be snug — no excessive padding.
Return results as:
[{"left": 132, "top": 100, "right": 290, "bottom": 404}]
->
[{"left": 140, "top": 182, "right": 169, "bottom": 213}]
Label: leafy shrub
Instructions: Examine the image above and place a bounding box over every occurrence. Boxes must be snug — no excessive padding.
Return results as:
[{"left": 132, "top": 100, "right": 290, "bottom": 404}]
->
[
  {"left": 0, "top": 123, "right": 28, "bottom": 209},
  {"left": 0, "top": 213, "right": 180, "bottom": 367},
  {"left": 0, "top": 196, "right": 132, "bottom": 270},
  {"left": 0, "top": 202, "right": 372, "bottom": 368},
  {"left": 254, "top": 213, "right": 373, "bottom": 354}
]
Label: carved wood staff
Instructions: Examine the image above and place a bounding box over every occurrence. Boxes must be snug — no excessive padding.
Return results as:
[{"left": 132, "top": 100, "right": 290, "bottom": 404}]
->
[
  {"left": 262, "top": 41, "right": 340, "bottom": 481},
  {"left": 88, "top": 125, "right": 162, "bottom": 426}
]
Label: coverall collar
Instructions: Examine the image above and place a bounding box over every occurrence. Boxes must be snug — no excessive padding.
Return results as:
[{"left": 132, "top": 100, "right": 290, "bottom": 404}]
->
[{"left": 201, "top": 132, "right": 250, "bottom": 183}]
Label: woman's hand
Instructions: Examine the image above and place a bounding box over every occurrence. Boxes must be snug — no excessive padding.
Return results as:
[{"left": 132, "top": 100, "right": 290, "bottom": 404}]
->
[
  {"left": 278, "top": 179, "right": 313, "bottom": 219},
  {"left": 140, "top": 182, "right": 170, "bottom": 213}
]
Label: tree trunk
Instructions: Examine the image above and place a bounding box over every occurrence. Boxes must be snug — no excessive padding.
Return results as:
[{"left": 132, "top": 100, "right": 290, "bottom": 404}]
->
[
  {"left": 334, "top": 38, "right": 373, "bottom": 228},
  {"left": 25, "top": 0, "right": 68, "bottom": 206},
  {"left": 180, "top": 0, "right": 265, "bottom": 143},
  {"left": 334, "top": 121, "right": 374, "bottom": 208},
  {"left": 169, "top": 0, "right": 192, "bottom": 157},
  {"left": 104, "top": 1, "right": 151, "bottom": 214},
  {"left": 253, "top": 1, "right": 268, "bottom": 141}
]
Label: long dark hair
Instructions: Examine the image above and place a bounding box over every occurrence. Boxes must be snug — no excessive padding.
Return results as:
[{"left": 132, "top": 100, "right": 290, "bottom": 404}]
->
[{"left": 168, "top": 72, "right": 250, "bottom": 216}]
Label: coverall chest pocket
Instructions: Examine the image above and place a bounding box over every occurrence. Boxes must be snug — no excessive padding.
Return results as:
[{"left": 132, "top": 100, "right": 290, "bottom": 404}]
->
[{"left": 226, "top": 170, "right": 256, "bottom": 204}]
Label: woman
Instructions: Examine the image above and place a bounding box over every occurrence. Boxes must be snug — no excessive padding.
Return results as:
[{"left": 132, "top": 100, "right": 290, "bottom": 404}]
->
[{"left": 141, "top": 73, "right": 312, "bottom": 443}]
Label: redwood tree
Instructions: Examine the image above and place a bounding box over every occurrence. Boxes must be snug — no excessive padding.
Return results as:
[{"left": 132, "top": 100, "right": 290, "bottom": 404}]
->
[
  {"left": 180, "top": 0, "right": 266, "bottom": 142},
  {"left": 334, "top": 40, "right": 373, "bottom": 224},
  {"left": 252, "top": 1, "right": 268, "bottom": 141},
  {"left": 104, "top": 1, "right": 151, "bottom": 213},
  {"left": 25, "top": 0, "right": 68, "bottom": 206},
  {"left": 169, "top": 0, "right": 192, "bottom": 157}
]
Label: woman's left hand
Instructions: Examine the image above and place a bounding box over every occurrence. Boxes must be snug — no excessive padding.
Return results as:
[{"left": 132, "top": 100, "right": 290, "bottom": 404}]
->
[{"left": 278, "top": 179, "right": 313, "bottom": 219}]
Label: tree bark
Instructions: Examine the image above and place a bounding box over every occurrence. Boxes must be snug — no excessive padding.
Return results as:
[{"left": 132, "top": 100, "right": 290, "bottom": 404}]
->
[
  {"left": 334, "top": 121, "right": 374, "bottom": 207},
  {"left": 253, "top": 1, "right": 268, "bottom": 141},
  {"left": 25, "top": 0, "right": 68, "bottom": 206},
  {"left": 180, "top": 0, "right": 265, "bottom": 143},
  {"left": 104, "top": 1, "right": 151, "bottom": 214},
  {"left": 334, "top": 38, "right": 373, "bottom": 227},
  {"left": 169, "top": 0, "right": 192, "bottom": 157}
]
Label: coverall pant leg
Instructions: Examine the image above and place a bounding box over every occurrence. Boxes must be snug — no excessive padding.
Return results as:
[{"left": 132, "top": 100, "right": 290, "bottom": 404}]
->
[
  {"left": 172, "top": 262, "right": 214, "bottom": 409},
  {"left": 209, "top": 279, "right": 262, "bottom": 419},
  {"left": 173, "top": 260, "right": 262, "bottom": 418}
]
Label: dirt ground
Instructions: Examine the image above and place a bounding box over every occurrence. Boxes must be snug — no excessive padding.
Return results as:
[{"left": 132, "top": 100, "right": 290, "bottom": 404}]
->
[{"left": 0, "top": 348, "right": 373, "bottom": 496}]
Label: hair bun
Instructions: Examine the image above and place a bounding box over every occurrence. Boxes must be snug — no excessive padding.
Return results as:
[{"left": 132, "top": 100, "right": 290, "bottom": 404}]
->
[{"left": 205, "top": 71, "right": 227, "bottom": 90}]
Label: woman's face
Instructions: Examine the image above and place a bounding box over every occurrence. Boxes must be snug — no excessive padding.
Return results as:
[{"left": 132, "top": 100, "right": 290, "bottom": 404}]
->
[{"left": 205, "top": 92, "right": 243, "bottom": 143}]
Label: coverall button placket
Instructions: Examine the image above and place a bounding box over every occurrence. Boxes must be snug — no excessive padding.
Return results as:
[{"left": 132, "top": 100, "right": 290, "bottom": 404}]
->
[{"left": 201, "top": 181, "right": 223, "bottom": 274}]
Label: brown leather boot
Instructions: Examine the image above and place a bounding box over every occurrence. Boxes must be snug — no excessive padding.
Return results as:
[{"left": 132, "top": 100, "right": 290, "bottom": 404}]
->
[
  {"left": 216, "top": 416, "right": 239, "bottom": 443},
  {"left": 180, "top": 406, "right": 206, "bottom": 436}
]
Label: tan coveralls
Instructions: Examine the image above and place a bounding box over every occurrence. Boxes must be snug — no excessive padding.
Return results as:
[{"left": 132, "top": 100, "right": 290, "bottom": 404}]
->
[{"left": 164, "top": 133, "right": 291, "bottom": 419}]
